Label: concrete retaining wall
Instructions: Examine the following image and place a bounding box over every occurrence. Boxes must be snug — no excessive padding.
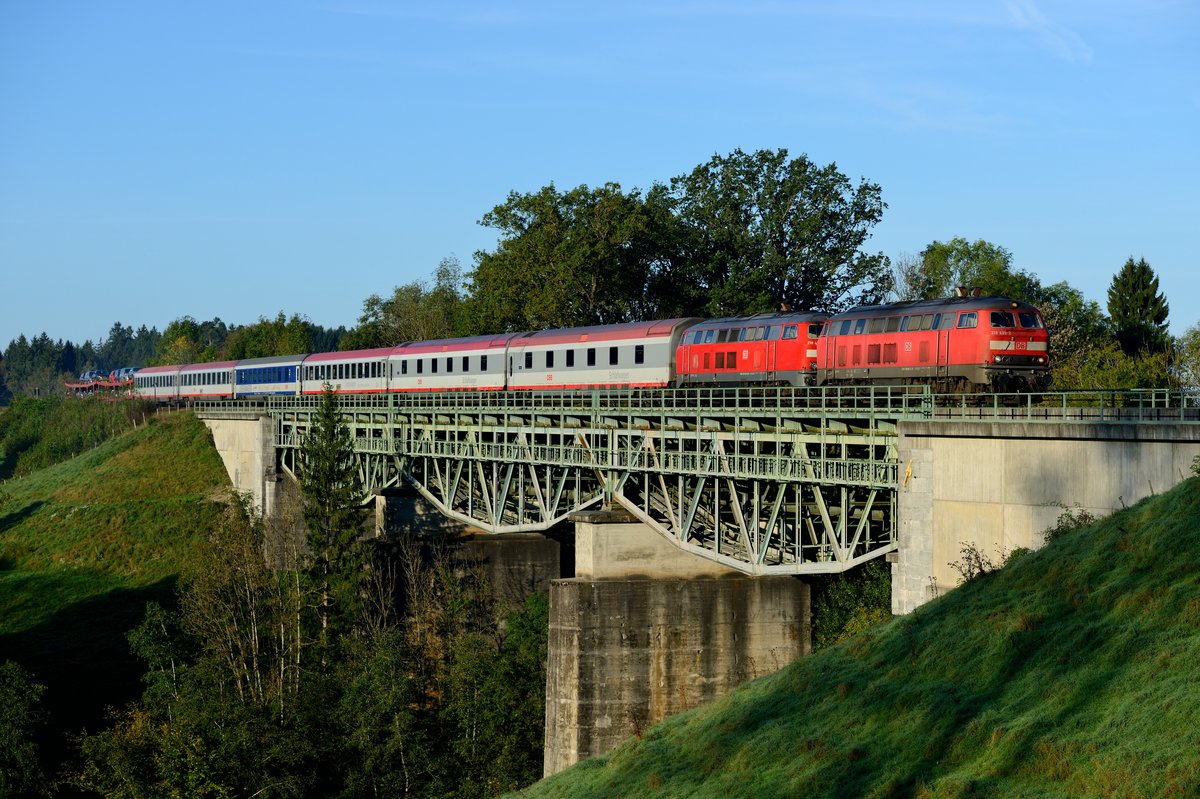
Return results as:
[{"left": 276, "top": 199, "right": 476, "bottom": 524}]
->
[{"left": 894, "top": 421, "right": 1200, "bottom": 613}]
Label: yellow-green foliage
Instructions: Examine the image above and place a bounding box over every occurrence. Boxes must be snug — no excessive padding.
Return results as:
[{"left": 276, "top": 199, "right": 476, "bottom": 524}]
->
[
  {"left": 0, "top": 410, "right": 230, "bottom": 738},
  {"left": 516, "top": 478, "right": 1200, "bottom": 799}
]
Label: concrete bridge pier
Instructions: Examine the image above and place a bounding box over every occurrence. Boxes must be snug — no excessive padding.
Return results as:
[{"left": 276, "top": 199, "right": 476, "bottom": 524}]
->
[
  {"left": 543, "top": 509, "right": 810, "bottom": 776},
  {"left": 201, "top": 414, "right": 280, "bottom": 516}
]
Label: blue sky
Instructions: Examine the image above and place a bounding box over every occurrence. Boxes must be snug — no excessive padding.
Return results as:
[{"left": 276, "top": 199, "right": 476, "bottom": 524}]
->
[{"left": 2, "top": 1, "right": 1197, "bottom": 351}]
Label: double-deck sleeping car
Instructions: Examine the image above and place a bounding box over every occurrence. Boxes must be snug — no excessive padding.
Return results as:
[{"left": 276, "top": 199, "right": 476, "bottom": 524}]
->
[
  {"left": 506, "top": 319, "right": 699, "bottom": 390},
  {"left": 814, "top": 296, "right": 1050, "bottom": 391},
  {"left": 675, "top": 311, "right": 828, "bottom": 387}
]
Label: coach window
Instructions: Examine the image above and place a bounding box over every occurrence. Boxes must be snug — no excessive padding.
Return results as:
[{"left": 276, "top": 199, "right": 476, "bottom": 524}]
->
[
  {"left": 587, "top": 348, "right": 596, "bottom": 367},
  {"left": 444, "top": 357, "right": 451, "bottom": 373},
  {"left": 400, "top": 360, "right": 408, "bottom": 375},
  {"left": 609, "top": 346, "right": 619, "bottom": 365},
  {"left": 957, "top": 312, "right": 978, "bottom": 329},
  {"left": 481, "top": 355, "right": 488, "bottom": 371},
  {"left": 524, "top": 352, "right": 533, "bottom": 370},
  {"left": 886, "top": 316, "right": 901, "bottom": 333},
  {"left": 546, "top": 351, "right": 554, "bottom": 369},
  {"left": 417, "top": 359, "right": 423, "bottom": 374},
  {"left": 635, "top": 344, "right": 644, "bottom": 365},
  {"left": 991, "top": 311, "right": 1016, "bottom": 328},
  {"left": 565, "top": 350, "right": 574, "bottom": 368},
  {"left": 430, "top": 358, "right": 438, "bottom": 374},
  {"left": 783, "top": 325, "right": 798, "bottom": 340},
  {"left": 462, "top": 356, "right": 469, "bottom": 372}
]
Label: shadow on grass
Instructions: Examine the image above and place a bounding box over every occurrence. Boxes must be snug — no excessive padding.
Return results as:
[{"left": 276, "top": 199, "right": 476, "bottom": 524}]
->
[
  {"left": 0, "top": 574, "right": 179, "bottom": 777},
  {"left": 0, "top": 499, "right": 46, "bottom": 535}
]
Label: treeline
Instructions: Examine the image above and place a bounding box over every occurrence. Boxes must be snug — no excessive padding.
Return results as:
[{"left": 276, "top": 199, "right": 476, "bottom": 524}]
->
[
  {"left": 6, "top": 147, "right": 1199, "bottom": 402},
  {"left": 0, "top": 314, "right": 348, "bottom": 404}
]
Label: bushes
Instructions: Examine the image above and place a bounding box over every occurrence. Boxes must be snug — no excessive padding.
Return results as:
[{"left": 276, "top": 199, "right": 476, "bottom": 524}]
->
[{"left": 0, "top": 396, "right": 154, "bottom": 479}]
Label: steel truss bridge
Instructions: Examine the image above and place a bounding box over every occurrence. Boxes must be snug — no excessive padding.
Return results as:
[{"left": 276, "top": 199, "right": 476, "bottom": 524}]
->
[{"left": 193, "top": 387, "right": 1199, "bottom": 576}]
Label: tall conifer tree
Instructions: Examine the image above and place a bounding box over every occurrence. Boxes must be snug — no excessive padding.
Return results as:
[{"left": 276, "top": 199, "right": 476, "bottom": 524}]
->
[
  {"left": 1107, "top": 256, "right": 1170, "bottom": 355},
  {"left": 300, "top": 384, "right": 365, "bottom": 666}
]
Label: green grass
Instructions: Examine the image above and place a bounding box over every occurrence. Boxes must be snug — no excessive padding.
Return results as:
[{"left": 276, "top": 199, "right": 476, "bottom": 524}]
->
[
  {"left": 517, "top": 477, "right": 1200, "bottom": 799},
  {"left": 0, "top": 410, "right": 230, "bottom": 752}
]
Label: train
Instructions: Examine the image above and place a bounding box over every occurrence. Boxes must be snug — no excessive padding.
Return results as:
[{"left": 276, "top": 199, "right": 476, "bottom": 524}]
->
[{"left": 132, "top": 294, "right": 1050, "bottom": 401}]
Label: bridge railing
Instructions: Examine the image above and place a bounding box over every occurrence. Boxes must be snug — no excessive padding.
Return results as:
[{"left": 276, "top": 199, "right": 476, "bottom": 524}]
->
[{"left": 192, "top": 386, "right": 1200, "bottom": 423}]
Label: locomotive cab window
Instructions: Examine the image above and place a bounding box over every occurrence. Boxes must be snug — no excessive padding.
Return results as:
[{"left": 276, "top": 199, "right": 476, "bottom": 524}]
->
[
  {"left": 839, "top": 320, "right": 852, "bottom": 336},
  {"left": 957, "top": 312, "right": 978, "bottom": 329},
  {"left": 783, "top": 325, "right": 798, "bottom": 340},
  {"left": 852, "top": 319, "right": 866, "bottom": 335},
  {"left": 1018, "top": 312, "right": 1043, "bottom": 329},
  {"left": 990, "top": 311, "right": 1016, "bottom": 328},
  {"left": 886, "top": 316, "right": 901, "bottom": 333},
  {"left": 869, "top": 317, "right": 887, "bottom": 334}
]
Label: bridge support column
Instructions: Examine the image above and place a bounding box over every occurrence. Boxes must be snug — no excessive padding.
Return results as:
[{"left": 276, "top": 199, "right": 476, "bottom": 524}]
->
[{"left": 543, "top": 510, "right": 810, "bottom": 776}]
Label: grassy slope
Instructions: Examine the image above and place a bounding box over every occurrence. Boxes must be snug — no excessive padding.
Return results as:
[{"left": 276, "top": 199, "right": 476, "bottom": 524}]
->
[
  {"left": 0, "top": 411, "right": 230, "bottom": 738},
  {"left": 520, "top": 478, "right": 1200, "bottom": 799}
]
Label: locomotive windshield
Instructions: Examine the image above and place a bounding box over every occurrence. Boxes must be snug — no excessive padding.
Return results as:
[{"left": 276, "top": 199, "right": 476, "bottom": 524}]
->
[{"left": 1018, "top": 312, "right": 1043, "bottom": 328}]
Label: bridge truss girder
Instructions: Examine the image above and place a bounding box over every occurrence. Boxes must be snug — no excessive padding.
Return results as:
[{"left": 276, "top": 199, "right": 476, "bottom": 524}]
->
[{"left": 226, "top": 391, "right": 900, "bottom": 576}]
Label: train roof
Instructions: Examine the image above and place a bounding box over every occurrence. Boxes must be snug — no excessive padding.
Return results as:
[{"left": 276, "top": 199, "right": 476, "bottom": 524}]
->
[
  {"left": 511, "top": 318, "right": 700, "bottom": 346},
  {"left": 180, "top": 360, "right": 239, "bottom": 372},
  {"left": 830, "top": 295, "right": 1041, "bottom": 319},
  {"left": 136, "top": 364, "right": 181, "bottom": 374},
  {"left": 687, "top": 311, "right": 827, "bottom": 330},
  {"left": 235, "top": 354, "right": 307, "bottom": 367},
  {"left": 303, "top": 346, "right": 398, "bottom": 363},
  {"left": 397, "top": 334, "right": 517, "bottom": 355}
]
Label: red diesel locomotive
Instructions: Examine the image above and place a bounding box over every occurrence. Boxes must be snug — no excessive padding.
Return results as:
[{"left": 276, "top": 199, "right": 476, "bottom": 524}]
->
[
  {"left": 814, "top": 295, "right": 1050, "bottom": 391},
  {"left": 674, "top": 311, "right": 828, "bottom": 387}
]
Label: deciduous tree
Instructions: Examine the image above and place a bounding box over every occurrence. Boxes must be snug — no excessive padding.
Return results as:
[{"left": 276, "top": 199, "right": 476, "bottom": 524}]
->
[{"left": 662, "top": 148, "right": 891, "bottom": 315}]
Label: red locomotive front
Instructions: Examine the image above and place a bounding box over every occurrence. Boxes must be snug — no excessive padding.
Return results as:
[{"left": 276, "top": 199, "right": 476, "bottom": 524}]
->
[{"left": 814, "top": 296, "right": 1050, "bottom": 391}]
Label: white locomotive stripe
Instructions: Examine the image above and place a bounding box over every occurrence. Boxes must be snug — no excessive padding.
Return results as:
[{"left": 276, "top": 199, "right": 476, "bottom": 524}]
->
[
  {"left": 990, "top": 340, "right": 1047, "bottom": 351},
  {"left": 806, "top": 349, "right": 818, "bottom": 358}
]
